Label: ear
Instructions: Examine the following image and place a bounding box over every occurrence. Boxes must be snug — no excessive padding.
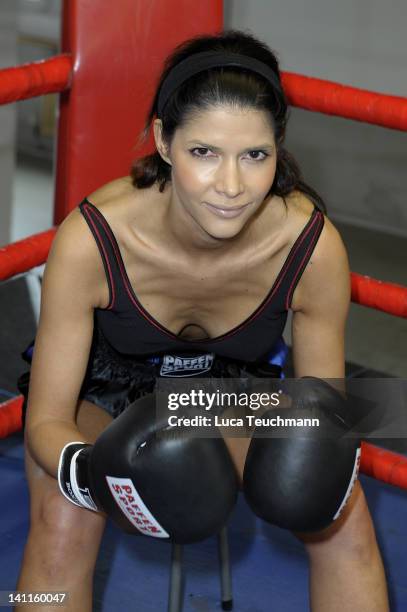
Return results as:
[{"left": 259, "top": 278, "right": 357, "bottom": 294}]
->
[{"left": 153, "top": 119, "right": 172, "bottom": 165}]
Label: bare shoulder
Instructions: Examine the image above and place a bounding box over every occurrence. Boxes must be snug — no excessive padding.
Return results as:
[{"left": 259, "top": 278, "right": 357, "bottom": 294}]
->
[
  {"left": 287, "top": 191, "right": 350, "bottom": 313},
  {"left": 43, "top": 207, "right": 105, "bottom": 309},
  {"left": 55, "top": 175, "right": 146, "bottom": 255},
  {"left": 86, "top": 175, "right": 138, "bottom": 206},
  {"left": 285, "top": 189, "right": 318, "bottom": 228},
  {"left": 85, "top": 175, "right": 163, "bottom": 230},
  {"left": 53, "top": 176, "right": 136, "bottom": 242},
  {"left": 46, "top": 176, "right": 142, "bottom": 307}
]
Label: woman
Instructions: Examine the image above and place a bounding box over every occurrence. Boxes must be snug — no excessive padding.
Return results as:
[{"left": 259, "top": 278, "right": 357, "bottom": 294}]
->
[{"left": 16, "top": 29, "right": 389, "bottom": 611}]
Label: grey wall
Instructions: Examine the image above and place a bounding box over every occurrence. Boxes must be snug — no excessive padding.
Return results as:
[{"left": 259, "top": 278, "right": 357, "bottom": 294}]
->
[
  {"left": 224, "top": 0, "right": 407, "bottom": 236},
  {"left": 0, "top": 2, "right": 17, "bottom": 246}
]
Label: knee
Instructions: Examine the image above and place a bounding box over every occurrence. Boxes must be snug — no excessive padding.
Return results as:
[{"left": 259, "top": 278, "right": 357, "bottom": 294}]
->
[
  {"left": 296, "top": 482, "right": 379, "bottom": 565},
  {"left": 32, "top": 488, "right": 105, "bottom": 554}
]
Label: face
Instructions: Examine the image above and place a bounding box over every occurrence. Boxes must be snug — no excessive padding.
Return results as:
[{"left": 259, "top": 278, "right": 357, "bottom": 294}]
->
[{"left": 154, "top": 105, "right": 277, "bottom": 243}]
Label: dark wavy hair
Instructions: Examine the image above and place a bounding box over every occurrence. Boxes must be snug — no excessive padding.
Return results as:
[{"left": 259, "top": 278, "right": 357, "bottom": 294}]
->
[{"left": 131, "top": 29, "right": 326, "bottom": 213}]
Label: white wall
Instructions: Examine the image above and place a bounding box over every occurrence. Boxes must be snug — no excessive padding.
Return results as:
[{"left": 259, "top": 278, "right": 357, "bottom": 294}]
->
[{"left": 224, "top": 0, "right": 407, "bottom": 236}]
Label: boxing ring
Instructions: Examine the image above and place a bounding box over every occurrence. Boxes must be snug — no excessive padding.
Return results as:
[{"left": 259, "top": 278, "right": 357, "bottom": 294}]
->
[{"left": 0, "top": 1, "right": 406, "bottom": 610}]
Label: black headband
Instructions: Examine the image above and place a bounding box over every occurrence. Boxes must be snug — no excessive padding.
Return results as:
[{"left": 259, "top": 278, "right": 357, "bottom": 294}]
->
[{"left": 157, "top": 51, "right": 282, "bottom": 118}]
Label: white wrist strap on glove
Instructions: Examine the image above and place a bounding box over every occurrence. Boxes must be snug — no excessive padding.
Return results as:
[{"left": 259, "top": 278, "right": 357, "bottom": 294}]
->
[{"left": 57, "top": 441, "right": 98, "bottom": 512}]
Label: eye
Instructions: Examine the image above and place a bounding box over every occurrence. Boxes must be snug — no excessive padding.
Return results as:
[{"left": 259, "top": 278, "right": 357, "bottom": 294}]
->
[
  {"left": 247, "top": 150, "right": 269, "bottom": 162},
  {"left": 189, "top": 147, "right": 270, "bottom": 161},
  {"left": 190, "top": 147, "right": 212, "bottom": 158}
]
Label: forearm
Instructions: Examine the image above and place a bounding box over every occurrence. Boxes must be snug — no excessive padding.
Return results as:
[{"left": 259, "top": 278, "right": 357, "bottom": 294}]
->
[{"left": 26, "top": 419, "right": 89, "bottom": 479}]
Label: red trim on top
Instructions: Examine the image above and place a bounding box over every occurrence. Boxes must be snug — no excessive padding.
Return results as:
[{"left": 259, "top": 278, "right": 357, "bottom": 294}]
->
[
  {"left": 201, "top": 210, "right": 323, "bottom": 342},
  {"left": 285, "top": 212, "right": 324, "bottom": 309},
  {"left": 83, "top": 199, "right": 321, "bottom": 343},
  {"left": 81, "top": 203, "right": 115, "bottom": 310},
  {"left": 84, "top": 200, "right": 175, "bottom": 337},
  {"left": 259, "top": 209, "right": 320, "bottom": 306}
]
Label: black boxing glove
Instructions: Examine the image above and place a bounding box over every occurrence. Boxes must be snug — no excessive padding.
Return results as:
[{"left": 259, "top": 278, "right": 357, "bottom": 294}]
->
[
  {"left": 243, "top": 377, "right": 361, "bottom": 533},
  {"left": 58, "top": 392, "right": 238, "bottom": 544}
]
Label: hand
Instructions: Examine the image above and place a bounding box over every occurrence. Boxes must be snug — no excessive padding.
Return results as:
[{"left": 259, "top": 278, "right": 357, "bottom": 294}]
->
[{"left": 58, "top": 393, "right": 239, "bottom": 544}]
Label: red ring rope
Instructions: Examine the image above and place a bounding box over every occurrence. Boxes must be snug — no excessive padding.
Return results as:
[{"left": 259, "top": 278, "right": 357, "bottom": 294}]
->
[
  {"left": 360, "top": 441, "right": 407, "bottom": 489},
  {"left": 351, "top": 273, "right": 407, "bottom": 318},
  {"left": 0, "top": 397, "right": 23, "bottom": 438},
  {"left": 282, "top": 72, "right": 407, "bottom": 131},
  {"left": 0, "top": 55, "right": 72, "bottom": 105},
  {"left": 1, "top": 396, "right": 406, "bottom": 490},
  {"left": 0, "top": 229, "right": 56, "bottom": 281},
  {"left": 1, "top": 57, "right": 406, "bottom": 132},
  {"left": 2, "top": 240, "right": 406, "bottom": 318}
]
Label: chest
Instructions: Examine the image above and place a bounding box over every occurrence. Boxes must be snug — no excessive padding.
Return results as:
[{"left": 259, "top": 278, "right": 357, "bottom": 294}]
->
[{"left": 113, "top": 236, "right": 291, "bottom": 339}]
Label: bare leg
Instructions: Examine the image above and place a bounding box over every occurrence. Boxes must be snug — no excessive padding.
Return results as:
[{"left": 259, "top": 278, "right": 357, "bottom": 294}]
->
[
  {"left": 218, "top": 424, "right": 389, "bottom": 612},
  {"left": 295, "top": 481, "right": 389, "bottom": 612},
  {"left": 15, "top": 401, "right": 113, "bottom": 611}
]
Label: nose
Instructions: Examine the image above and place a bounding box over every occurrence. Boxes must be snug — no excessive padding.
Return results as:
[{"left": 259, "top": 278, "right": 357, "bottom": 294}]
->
[{"left": 215, "top": 158, "right": 244, "bottom": 198}]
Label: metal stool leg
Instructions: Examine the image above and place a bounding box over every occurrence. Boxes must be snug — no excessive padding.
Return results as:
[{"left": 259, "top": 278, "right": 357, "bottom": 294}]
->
[
  {"left": 218, "top": 526, "right": 233, "bottom": 610},
  {"left": 168, "top": 543, "right": 184, "bottom": 612}
]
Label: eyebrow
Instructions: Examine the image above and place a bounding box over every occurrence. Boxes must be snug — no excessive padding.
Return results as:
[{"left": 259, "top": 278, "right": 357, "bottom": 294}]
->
[{"left": 186, "top": 140, "right": 274, "bottom": 152}]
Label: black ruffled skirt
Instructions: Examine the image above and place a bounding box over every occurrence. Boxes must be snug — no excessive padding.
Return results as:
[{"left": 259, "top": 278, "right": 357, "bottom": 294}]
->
[{"left": 17, "top": 325, "right": 284, "bottom": 430}]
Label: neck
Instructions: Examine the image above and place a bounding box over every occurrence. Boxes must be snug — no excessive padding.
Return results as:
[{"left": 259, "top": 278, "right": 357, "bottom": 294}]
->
[{"left": 162, "top": 185, "right": 261, "bottom": 258}]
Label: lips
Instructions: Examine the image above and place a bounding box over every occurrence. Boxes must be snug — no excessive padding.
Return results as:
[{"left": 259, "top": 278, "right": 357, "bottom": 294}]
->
[{"left": 203, "top": 202, "right": 250, "bottom": 219}]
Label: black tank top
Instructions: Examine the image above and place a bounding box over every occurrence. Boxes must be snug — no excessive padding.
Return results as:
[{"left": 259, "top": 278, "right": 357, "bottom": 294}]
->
[{"left": 79, "top": 198, "right": 324, "bottom": 363}]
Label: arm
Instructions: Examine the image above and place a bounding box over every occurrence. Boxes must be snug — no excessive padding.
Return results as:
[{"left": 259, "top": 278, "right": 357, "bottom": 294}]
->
[
  {"left": 243, "top": 221, "right": 360, "bottom": 532},
  {"left": 290, "top": 217, "right": 350, "bottom": 380},
  {"left": 25, "top": 208, "right": 106, "bottom": 479}
]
